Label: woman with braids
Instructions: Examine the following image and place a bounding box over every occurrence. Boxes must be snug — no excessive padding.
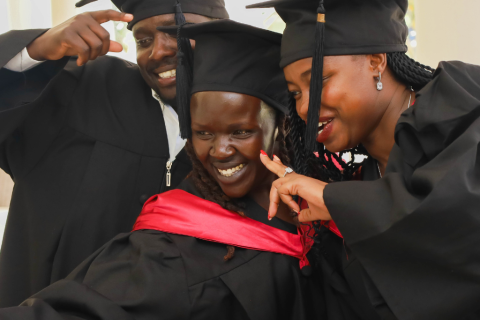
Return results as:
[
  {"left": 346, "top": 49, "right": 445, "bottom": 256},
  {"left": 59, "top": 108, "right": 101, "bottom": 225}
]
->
[
  {"left": 0, "top": 20, "right": 325, "bottom": 320},
  {"left": 246, "top": 0, "right": 480, "bottom": 319}
]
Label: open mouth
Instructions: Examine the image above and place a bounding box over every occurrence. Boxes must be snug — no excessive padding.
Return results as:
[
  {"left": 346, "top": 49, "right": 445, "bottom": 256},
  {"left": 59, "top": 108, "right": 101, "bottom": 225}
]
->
[
  {"left": 318, "top": 119, "right": 333, "bottom": 135},
  {"left": 217, "top": 164, "right": 246, "bottom": 177},
  {"left": 158, "top": 69, "right": 176, "bottom": 79}
]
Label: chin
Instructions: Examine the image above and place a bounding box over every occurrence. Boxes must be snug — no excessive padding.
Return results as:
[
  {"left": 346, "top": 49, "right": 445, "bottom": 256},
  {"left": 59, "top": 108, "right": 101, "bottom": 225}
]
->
[
  {"left": 324, "top": 138, "right": 349, "bottom": 154},
  {"left": 220, "top": 185, "right": 249, "bottom": 200},
  {"left": 157, "top": 87, "right": 176, "bottom": 103}
]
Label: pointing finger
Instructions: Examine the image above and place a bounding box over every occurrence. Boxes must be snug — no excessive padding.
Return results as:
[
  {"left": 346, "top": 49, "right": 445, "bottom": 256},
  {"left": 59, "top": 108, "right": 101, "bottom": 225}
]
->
[
  {"left": 90, "top": 10, "right": 133, "bottom": 24},
  {"left": 260, "top": 151, "right": 287, "bottom": 178},
  {"left": 109, "top": 40, "right": 124, "bottom": 52},
  {"left": 268, "top": 184, "right": 281, "bottom": 220}
]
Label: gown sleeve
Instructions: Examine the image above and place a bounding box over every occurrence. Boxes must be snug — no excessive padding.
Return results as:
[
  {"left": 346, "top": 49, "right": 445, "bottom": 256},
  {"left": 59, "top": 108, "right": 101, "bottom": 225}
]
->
[
  {"left": 0, "top": 230, "right": 191, "bottom": 320},
  {"left": 0, "top": 29, "right": 74, "bottom": 177},
  {"left": 323, "top": 61, "right": 480, "bottom": 320}
]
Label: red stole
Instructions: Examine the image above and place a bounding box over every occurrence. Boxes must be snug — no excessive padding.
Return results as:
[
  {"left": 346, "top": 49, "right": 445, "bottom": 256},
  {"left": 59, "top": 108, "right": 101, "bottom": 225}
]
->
[{"left": 133, "top": 189, "right": 313, "bottom": 269}]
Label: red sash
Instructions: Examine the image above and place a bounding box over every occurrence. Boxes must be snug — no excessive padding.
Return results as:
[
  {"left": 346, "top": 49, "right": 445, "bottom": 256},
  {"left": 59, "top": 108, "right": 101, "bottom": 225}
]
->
[{"left": 133, "top": 190, "right": 313, "bottom": 269}]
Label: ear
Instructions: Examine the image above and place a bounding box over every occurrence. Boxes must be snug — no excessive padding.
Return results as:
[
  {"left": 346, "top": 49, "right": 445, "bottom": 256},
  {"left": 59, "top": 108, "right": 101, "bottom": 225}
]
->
[{"left": 368, "top": 53, "right": 387, "bottom": 79}]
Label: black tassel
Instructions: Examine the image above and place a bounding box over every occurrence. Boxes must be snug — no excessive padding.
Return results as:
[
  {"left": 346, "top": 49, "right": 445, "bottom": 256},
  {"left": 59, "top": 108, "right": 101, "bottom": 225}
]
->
[
  {"left": 304, "top": 1, "right": 326, "bottom": 153},
  {"left": 175, "top": 0, "right": 195, "bottom": 139},
  {"left": 75, "top": 0, "right": 97, "bottom": 7}
]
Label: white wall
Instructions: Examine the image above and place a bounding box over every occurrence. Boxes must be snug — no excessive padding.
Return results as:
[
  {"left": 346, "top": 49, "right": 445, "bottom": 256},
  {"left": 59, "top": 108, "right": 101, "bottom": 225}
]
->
[{"left": 415, "top": 0, "right": 480, "bottom": 68}]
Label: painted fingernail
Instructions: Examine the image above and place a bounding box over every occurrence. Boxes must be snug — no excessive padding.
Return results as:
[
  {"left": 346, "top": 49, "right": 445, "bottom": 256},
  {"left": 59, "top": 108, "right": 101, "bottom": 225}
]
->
[
  {"left": 260, "top": 150, "right": 268, "bottom": 156},
  {"left": 273, "top": 154, "right": 280, "bottom": 161}
]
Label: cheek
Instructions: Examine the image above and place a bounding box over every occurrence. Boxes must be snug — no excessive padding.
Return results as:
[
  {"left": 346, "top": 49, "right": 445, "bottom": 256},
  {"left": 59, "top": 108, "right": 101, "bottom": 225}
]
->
[
  {"left": 136, "top": 50, "right": 149, "bottom": 71},
  {"left": 237, "top": 138, "right": 263, "bottom": 162},
  {"left": 191, "top": 139, "right": 210, "bottom": 164}
]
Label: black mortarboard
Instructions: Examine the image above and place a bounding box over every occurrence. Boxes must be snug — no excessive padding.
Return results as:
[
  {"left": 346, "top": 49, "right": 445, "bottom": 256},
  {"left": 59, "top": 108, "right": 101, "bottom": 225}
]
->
[
  {"left": 247, "top": 0, "right": 408, "bottom": 152},
  {"left": 76, "top": 0, "right": 229, "bottom": 30},
  {"left": 158, "top": 20, "right": 289, "bottom": 138}
]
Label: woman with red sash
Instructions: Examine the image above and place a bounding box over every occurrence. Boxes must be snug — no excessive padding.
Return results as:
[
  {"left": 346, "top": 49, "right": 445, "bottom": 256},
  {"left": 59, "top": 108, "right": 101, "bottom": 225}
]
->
[
  {"left": 249, "top": 0, "right": 480, "bottom": 319},
  {"left": 0, "top": 20, "right": 324, "bottom": 320}
]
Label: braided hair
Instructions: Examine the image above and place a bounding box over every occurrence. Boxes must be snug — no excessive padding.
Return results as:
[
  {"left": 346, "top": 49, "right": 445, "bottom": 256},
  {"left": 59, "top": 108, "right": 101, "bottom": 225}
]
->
[
  {"left": 387, "top": 52, "right": 435, "bottom": 91},
  {"left": 185, "top": 104, "right": 287, "bottom": 261}
]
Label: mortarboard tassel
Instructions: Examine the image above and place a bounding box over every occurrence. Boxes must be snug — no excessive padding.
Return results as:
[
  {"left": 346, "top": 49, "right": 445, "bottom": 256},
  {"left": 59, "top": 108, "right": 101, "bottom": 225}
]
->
[
  {"left": 174, "top": 0, "right": 195, "bottom": 139},
  {"left": 75, "top": 0, "right": 98, "bottom": 7},
  {"left": 304, "top": 0, "right": 326, "bottom": 153}
]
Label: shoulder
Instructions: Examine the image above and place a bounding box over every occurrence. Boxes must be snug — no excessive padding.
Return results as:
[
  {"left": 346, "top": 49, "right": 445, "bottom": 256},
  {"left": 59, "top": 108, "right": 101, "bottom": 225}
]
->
[
  {"left": 64, "top": 55, "right": 142, "bottom": 81},
  {"left": 176, "top": 177, "right": 205, "bottom": 199},
  {"left": 404, "top": 60, "right": 480, "bottom": 127}
]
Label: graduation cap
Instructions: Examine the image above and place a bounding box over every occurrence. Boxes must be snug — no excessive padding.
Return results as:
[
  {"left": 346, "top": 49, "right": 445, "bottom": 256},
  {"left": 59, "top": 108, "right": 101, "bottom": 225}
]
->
[
  {"left": 158, "top": 20, "right": 289, "bottom": 138},
  {"left": 247, "top": 0, "right": 408, "bottom": 152},
  {"left": 75, "top": 0, "right": 229, "bottom": 30}
]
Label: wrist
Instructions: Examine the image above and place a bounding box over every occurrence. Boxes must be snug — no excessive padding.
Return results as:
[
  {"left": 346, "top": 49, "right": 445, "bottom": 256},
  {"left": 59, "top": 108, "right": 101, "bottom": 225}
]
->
[{"left": 26, "top": 37, "right": 47, "bottom": 61}]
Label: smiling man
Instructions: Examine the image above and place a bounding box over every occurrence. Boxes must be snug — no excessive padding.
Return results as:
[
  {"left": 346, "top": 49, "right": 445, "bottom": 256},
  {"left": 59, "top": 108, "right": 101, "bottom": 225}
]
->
[{"left": 0, "top": 0, "right": 228, "bottom": 307}]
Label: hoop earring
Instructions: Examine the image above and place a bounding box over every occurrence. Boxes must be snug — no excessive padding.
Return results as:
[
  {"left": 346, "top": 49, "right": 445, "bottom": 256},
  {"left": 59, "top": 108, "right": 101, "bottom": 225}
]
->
[{"left": 377, "top": 71, "right": 383, "bottom": 91}]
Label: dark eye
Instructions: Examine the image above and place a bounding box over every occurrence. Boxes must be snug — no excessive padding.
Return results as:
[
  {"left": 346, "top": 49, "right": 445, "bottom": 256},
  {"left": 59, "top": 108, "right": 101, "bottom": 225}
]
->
[
  {"left": 290, "top": 91, "right": 301, "bottom": 100},
  {"left": 233, "top": 130, "right": 252, "bottom": 137},
  {"left": 195, "top": 131, "right": 213, "bottom": 139},
  {"left": 136, "top": 38, "right": 152, "bottom": 47}
]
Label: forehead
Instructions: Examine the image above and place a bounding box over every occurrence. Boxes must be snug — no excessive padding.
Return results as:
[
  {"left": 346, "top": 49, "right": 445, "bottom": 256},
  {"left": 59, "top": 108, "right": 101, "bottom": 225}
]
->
[{"left": 190, "top": 92, "right": 262, "bottom": 125}]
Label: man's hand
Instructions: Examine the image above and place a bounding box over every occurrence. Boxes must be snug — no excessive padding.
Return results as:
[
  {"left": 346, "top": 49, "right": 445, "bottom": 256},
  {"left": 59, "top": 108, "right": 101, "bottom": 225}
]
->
[
  {"left": 27, "top": 10, "right": 133, "bottom": 66},
  {"left": 260, "top": 152, "right": 332, "bottom": 223}
]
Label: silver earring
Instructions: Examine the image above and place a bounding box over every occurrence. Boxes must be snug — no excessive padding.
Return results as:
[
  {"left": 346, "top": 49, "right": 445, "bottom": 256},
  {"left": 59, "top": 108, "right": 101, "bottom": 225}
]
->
[{"left": 377, "top": 71, "right": 383, "bottom": 91}]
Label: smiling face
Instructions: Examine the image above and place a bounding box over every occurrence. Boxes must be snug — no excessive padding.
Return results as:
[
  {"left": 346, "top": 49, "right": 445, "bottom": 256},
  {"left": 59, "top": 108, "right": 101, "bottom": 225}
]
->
[
  {"left": 191, "top": 92, "right": 277, "bottom": 199},
  {"left": 284, "top": 55, "right": 387, "bottom": 152},
  {"left": 132, "top": 13, "right": 211, "bottom": 106}
]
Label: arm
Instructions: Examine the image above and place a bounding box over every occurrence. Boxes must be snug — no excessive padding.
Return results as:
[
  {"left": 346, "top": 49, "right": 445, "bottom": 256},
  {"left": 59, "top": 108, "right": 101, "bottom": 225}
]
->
[
  {"left": 0, "top": 11, "right": 133, "bottom": 175},
  {"left": 0, "top": 29, "right": 47, "bottom": 69},
  {"left": 0, "top": 231, "right": 189, "bottom": 320},
  {"left": 4, "top": 48, "right": 45, "bottom": 72}
]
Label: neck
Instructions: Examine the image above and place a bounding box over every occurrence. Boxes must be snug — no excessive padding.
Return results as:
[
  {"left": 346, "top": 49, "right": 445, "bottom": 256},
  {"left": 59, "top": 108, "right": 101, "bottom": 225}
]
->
[
  {"left": 362, "top": 85, "right": 414, "bottom": 175},
  {"left": 248, "top": 172, "right": 295, "bottom": 225}
]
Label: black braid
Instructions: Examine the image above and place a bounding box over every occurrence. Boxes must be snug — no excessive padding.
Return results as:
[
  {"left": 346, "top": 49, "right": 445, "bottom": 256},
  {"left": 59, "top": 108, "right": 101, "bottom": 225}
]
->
[
  {"left": 387, "top": 52, "right": 435, "bottom": 91},
  {"left": 284, "top": 97, "right": 309, "bottom": 176},
  {"left": 276, "top": 112, "right": 291, "bottom": 168}
]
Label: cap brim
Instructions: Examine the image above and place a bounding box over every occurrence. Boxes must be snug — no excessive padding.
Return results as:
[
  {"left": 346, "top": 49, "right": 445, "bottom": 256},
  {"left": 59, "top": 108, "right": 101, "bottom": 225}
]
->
[
  {"left": 157, "top": 19, "right": 281, "bottom": 44},
  {"left": 246, "top": 0, "right": 300, "bottom": 9}
]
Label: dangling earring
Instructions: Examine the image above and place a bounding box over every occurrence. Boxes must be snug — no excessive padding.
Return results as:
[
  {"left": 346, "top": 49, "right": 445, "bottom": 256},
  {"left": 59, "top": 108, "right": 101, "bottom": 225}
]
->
[{"left": 376, "top": 71, "right": 383, "bottom": 91}]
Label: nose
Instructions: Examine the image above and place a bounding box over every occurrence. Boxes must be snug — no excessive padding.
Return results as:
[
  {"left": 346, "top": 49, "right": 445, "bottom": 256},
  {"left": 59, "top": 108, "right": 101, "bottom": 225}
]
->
[
  {"left": 149, "top": 32, "right": 177, "bottom": 62},
  {"left": 210, "top": 136, "right": 235, "bottom": 160}
]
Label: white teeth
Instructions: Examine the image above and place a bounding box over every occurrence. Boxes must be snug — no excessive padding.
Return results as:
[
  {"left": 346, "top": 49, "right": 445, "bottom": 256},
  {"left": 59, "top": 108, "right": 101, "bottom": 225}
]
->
[
  {"left": 158, "top": 69, "right": 176, "bottom": 79},
  {"left": 318, "top": 119, "right": 332, "bottom": 135},
  {"left": 217, "top": 164, "right": 245, "bottom": 177}
]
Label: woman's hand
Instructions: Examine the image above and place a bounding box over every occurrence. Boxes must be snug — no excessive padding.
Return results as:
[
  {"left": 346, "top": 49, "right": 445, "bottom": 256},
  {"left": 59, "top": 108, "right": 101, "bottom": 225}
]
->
[{"left": 260, "top": 152, "right": 332, "bottom": 222}]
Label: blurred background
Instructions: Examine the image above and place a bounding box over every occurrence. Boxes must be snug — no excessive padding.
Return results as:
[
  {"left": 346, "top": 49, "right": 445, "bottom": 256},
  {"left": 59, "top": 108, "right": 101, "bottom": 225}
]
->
[{"left": 1, "top": 0, "right": 480, "bottom": 246}]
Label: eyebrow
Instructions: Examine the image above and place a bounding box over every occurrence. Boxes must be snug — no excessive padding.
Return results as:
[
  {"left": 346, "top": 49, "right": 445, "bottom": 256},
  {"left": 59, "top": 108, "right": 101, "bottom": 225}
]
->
[
  {"left": 286, "top": 68, "right": 312, "bottom": 85},
  {"left": 300, "top": 69, "right": 312, "bottom": 79}
]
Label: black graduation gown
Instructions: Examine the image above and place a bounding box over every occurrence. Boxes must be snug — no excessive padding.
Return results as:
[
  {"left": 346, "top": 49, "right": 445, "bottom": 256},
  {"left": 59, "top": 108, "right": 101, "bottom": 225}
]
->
[
  {"left": 0, "top": 29, "right": 192, "bottom": 307},
  {"left": 322, "top": 61, "right": 480, "bottom": 320},
  {"left": 0, "top": 178, "right": 325, "bottom": 320},
  {"left": 313, "top": 157, "right": 397, "bottom": 320}
]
